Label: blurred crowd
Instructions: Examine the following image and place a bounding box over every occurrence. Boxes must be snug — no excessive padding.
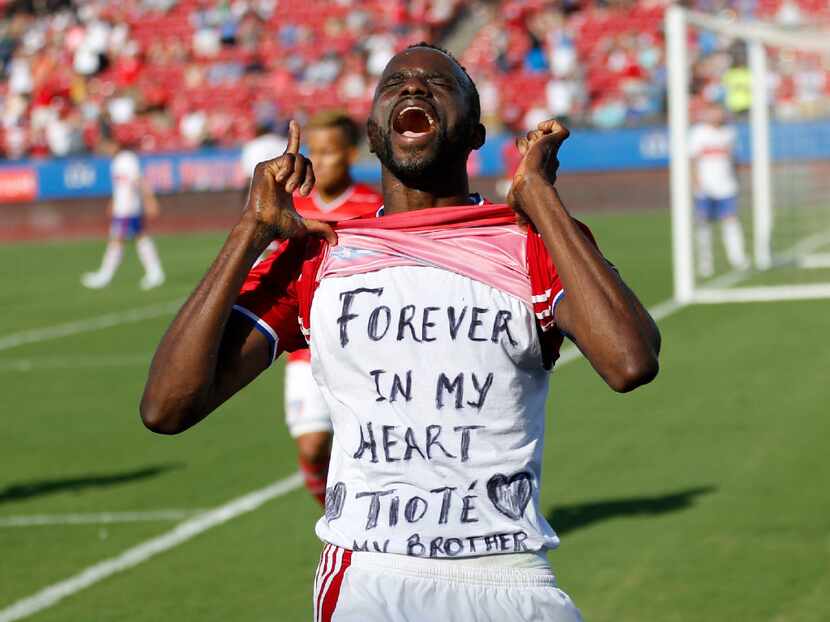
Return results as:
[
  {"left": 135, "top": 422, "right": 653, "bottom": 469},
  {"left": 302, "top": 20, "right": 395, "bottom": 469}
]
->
[
  {"left": 463, "top": 0, "right": 830, "bottom": 135},
  {"left": 1, "top": 0, "right": 828, "bottom": 160},
  {"left": 0, "top": 0, "right": 462, "bottom": 159}
]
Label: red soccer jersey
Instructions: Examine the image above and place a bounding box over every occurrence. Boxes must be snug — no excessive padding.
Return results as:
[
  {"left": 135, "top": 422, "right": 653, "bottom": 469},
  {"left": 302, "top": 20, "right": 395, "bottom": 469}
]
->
[
  {"left": 235, "top": 202, "right": 603, "bottom": 369},
  {"left": 287, "top": 182, "right": 382, "bottom": 363},
  {"left": 293, "top": 182, "right": 383, "bottom": 223}
]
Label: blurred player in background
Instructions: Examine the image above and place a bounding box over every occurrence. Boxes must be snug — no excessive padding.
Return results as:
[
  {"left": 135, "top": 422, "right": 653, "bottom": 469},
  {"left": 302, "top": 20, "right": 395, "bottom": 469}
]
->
[
  {"left": 81, "top": 138, "right": 165, "bottom": 290},
  {"left": 690, "top": 103, "right": 749, "bottom": 277},
  {"left": 283, "top": 111, "right": 382, "bottom": 506},
  {"left": 239, "top": 112, "right": 381, "bottom": 506}
]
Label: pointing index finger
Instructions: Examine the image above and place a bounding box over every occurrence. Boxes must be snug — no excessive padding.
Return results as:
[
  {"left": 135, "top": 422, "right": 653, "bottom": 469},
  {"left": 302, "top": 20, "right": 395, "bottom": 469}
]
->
[{"left": 285, "top": 119, "right": 300, "bottom": 154}]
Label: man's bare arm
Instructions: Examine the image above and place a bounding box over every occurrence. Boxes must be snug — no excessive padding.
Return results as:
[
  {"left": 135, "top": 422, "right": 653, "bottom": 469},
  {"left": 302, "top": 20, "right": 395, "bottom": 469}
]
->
[
  {"left": 509, "top": 120, "right": 660, "bottom": 392},
  {"left": 140, "top": 121, "right": 334, "bottom": 434}
]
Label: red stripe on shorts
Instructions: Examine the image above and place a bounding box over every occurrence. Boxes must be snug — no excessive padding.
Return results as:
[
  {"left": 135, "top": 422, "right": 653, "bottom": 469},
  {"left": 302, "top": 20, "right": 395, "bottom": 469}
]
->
[
  {"left": 320, "top": 548, "right": 352, "bottom": 622},
  {"left": 314, "top": 544, "right": 333, "bottom": 622},
  {"left": 316, "top": 545, "right": 341, "bottom": 622}
]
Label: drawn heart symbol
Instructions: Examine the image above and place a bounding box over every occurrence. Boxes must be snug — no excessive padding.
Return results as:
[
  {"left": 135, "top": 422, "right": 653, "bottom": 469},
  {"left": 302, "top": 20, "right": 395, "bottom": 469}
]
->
[
  {"left": 325, "top": 482, "right": 346, "bottom": 521},
  {"left": 486, "top": 471, "right": 533, "bottom": 520}
]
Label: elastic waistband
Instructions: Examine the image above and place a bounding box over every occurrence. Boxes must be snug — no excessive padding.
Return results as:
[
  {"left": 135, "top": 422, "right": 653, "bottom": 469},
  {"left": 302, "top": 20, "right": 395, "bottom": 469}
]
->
[{"left": 346, "top": 548, "right": 557, "bottom": 587}]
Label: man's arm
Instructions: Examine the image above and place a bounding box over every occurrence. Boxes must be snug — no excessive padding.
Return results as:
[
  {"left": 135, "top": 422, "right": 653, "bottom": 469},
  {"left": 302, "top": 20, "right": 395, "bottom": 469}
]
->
[
  {"left": 509, "top": 120, "right": 660, "bottom": 392},
  {"left": 140, "top": 121, "right": 334, "bottom": 434}
]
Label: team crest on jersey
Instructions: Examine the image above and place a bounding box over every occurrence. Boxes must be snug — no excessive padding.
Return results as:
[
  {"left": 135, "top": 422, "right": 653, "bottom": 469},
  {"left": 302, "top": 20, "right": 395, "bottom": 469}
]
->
[{"left": 330, "top": 246, "right": 378, "bottom": 261}]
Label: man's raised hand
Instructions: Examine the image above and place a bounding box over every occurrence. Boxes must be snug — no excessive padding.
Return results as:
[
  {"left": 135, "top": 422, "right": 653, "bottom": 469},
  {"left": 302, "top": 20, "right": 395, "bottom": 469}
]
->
[
  {"left": 244, "top": 120, "right": 337, "bottom": 247},
  {"left": 507, "top": 119, "right": 570, "bottom": 219}
]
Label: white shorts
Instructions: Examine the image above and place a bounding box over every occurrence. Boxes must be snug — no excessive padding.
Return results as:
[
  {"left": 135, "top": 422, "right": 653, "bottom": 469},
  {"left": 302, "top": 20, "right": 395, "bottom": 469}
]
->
[
  {"left": 284, "top": 360, "right": 332, "bottom": 438},
  {"left": 312, "top": 544, "right": 582, "bottom": 622}
]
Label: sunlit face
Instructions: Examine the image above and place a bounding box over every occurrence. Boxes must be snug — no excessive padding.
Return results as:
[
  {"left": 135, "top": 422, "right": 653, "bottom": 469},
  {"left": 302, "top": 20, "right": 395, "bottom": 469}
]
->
[
  {"left": 367, "top": 47, "right": 482, "bottom": 182},
  {"left": 307, "top": 126, "right": 356, "bottom": 194}
]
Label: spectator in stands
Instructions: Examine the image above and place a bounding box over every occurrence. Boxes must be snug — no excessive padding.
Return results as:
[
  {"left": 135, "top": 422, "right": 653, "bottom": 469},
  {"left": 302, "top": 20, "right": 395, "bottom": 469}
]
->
[
  {"left": 338, "top": 52, "right": 371, "bottom": 101},
  {"left": 591, "top": 93, "right": 627, "bottom": 128},
  {"left": 304, "top": 52, "right": 341, "bottom": 87},
  {"left": 180, "top": 109, "right": 208, "bottom": 148},
  {"left": 107, "top": 92, "right": 137, "bottom": 125},
  {"left": 364, "top": 33, "right": 396, "bottom": 76},
  {"left": 546, "top": 73, "right": 581, "bottom": 126},
  {"left": 46, "top": 107, "right": 84, "bottom": 157}
]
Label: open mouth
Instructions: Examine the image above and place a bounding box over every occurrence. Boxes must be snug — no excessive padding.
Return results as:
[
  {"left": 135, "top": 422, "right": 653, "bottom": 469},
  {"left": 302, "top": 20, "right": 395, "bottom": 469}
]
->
[{"left": 392, "top": 105, "right": 436, "bottom": 138}]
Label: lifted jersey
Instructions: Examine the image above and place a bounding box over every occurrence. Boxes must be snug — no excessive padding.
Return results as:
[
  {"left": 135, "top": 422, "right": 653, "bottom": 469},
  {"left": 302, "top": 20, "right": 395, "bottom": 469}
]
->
[
  {"left": 287, "top": 183, "right": 381, "bottom": 364},
  {"left": 235, "top": 204, "right": 601, "bottom": 559}
]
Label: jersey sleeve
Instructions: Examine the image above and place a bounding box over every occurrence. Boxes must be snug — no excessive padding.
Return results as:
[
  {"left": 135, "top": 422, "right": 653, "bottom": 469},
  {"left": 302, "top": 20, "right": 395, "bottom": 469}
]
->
[
  {"left": 233, "top": 239, "right": 309, "bottom": 365},
  {"left": 526, "top": 219, "right": 606, "bottom": 368}
]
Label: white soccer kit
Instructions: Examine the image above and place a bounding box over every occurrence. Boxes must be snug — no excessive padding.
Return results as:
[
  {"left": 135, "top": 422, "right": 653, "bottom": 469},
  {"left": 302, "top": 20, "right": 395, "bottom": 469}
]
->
[
  {"left": 111, "top": 150, "right": 143, "bottom": 218},
  {"left": 234, "top": 204, "right": 600, "bottom": 620},
  {"left": 689, "top": 123, "right": 738, "bottom": 200},
  {"left": 313, "top": 544, "right": 582, "bottom": 622}
]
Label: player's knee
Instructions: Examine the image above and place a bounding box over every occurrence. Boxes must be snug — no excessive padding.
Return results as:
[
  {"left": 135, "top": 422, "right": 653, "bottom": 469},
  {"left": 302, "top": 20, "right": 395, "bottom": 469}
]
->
[{"left": 296, "top": 431, "right": 332, "bottom": 465}]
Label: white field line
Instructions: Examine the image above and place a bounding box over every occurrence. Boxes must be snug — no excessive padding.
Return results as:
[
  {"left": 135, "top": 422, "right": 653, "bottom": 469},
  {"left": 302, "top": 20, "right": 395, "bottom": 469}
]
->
[
  {"left": 0, "top": 510, "right": 208, "bottom": 528},
  {"left": 693, "top": 283, "right": 830, "bottom": 304},
  {"left": 0, "top": 301, "right": 183, "bottom": 353},
  {"left": 0, "top": 473, "right": 303, "bottom": 622}
]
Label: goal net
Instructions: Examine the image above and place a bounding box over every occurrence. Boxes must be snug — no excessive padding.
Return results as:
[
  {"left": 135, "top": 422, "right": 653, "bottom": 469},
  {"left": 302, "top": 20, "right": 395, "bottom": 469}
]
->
[{"left": 666, "top": 6, "right": 830, "bottom": 304}]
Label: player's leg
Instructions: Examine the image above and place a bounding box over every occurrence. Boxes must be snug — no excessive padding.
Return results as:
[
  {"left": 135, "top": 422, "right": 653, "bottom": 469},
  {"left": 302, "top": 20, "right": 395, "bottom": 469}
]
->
[
  {"left": 285, "top": 356, "right": 333, "bottom": 506},
  {"left": 135, "top": 228, "right": 165, "bottom": 290},
  {"left": 717, "top": 196, "right": 749, "bottom": 270},
  {"left": 81, "top": 220, "right": 125, "bottom": 289},
  {"left": 695, "top": 196, "right": 715, "bottom": 278},
  {"left": 297, "top": 431, "right": 332, "bottom": 506}
]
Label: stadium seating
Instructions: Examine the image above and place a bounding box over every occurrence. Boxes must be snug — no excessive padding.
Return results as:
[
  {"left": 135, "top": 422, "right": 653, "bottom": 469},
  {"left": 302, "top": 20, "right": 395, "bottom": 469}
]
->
[{"left": 1, "top": 0, "right": 828, "bottom": 158}]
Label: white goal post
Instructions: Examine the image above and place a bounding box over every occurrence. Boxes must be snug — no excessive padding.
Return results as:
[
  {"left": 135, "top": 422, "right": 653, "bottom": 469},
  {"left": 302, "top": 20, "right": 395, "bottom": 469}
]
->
[{"left": 666, "top": 6, "right": 830, "bottom": 305}]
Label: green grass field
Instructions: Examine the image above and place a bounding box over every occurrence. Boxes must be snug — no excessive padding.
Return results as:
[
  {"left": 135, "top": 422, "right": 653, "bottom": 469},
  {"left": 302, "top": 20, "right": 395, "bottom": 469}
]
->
[{"left": 2, "top": 208, "right": 829, "bottom": 621}]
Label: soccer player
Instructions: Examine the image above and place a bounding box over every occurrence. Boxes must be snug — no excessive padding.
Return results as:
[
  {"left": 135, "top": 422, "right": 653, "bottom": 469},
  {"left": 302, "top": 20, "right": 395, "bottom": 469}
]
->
[
  {"left": 81, "top": 138, "right": 165, "bottom": 290},
  {"left": 283, "top": 111, "right": 382, "bottom": 505},
  {"left": 141, "top": 44, "right": 660, "bottom": 621},
  {"left": 689, "top": 103, "right": 749, "bottom": 277}
]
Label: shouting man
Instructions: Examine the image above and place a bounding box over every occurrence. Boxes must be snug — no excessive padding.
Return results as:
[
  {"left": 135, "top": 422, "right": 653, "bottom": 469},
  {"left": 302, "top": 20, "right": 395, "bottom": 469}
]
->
[{"left": 141, "top": 43, "right": 660, "bottom": 622}]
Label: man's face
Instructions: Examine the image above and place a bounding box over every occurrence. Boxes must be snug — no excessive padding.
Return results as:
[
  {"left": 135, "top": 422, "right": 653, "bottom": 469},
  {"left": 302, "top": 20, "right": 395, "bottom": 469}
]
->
[
  {"left": 307, "top": 126, "right": 355, "bottom": 193},
  {"left": 368, "top": 48, "right": 481, "bottom": 182}
]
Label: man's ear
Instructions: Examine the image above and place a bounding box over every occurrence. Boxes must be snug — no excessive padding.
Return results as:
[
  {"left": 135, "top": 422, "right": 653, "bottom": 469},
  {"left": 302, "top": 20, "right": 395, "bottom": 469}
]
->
[
  {"left": 471, "top": 123, "right": 486, "bottom": 151},
  {"left": 347, "top": 146, "right": 359, "bottom": 165},
  {"left": 366, "top": 119, "right": 378, "bottom": 154}
]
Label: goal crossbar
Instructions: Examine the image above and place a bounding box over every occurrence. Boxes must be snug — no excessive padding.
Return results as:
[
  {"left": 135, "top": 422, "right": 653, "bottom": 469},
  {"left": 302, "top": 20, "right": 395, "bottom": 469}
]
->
[{"left": 685, "top": 10, "right": 830, "bottom": 52}]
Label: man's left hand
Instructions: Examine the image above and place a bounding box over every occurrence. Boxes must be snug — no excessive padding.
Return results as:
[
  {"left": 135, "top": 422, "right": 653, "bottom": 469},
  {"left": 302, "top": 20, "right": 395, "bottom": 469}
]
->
[{"left": 507, "top": 119, "right": 570, "bottom": 220}]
